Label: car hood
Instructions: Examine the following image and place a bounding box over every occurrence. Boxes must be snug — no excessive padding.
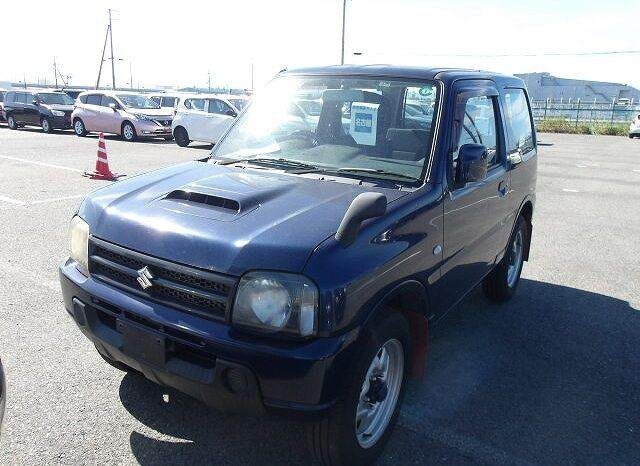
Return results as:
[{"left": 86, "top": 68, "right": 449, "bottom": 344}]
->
[{"left": 79, "top": 162, "right": 407, "bottom": 276}]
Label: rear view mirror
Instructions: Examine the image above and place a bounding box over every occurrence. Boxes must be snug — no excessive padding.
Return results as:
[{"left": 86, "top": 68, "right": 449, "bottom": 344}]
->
[{"left": 457, "top": 143, "right": 488, "bottom": 184}]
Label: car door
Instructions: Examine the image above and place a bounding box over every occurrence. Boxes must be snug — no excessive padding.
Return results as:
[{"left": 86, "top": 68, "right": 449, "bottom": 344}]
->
[
  {"left": 181, "top": 98, "right": 207, "bottom": 140},
  {"left": 24, "top": 93, "right": 41, "bottom": 125},
  {"left": 82, "top": 94, "right": 105, "bottom": 132},
  {"left": 203, "top": 98, "right": 236, "bottom": 143},
  {"left": 434, "top": 81, "right": 511, "bottom": 313},
  {"left": 98, "top": 95, "right": 122, "bottom": 134}
]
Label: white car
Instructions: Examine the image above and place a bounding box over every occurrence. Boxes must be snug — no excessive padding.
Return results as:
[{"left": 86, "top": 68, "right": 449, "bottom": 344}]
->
[
  {"left": 148, "top": 93, "right": 184, "bottom": 112},
  {"left": 630, "top": 114, "right": 640, "bottom": 138},
  {"left": 171, "top": 94, "right": 243, "bottom": 147}
]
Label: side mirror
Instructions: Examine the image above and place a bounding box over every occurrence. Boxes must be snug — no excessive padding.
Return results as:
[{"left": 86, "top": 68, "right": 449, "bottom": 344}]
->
[
  {"left": 32, "top": 98, "right": 39, "bottom": 105},
  {"left": 108, "top": 102, "right": 118, "bottom": 111},
  {"left": 457, "top": 143, "right": 488, "bottom": 184},
  {"left": 225, "top": 109, "right": 237, "bottom": 117}
]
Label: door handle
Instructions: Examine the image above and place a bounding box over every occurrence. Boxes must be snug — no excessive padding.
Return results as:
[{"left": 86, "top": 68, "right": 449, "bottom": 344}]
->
[{"left": 498, "top": 180, "right": 508, "bottom": 197}]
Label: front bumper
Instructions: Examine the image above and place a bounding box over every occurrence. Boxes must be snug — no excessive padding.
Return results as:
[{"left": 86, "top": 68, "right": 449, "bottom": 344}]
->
[
  {"left": 50, "top": 114, "right": 72, "bottom": 129},
  {"left": 59, "top": 260, "right": 358, "bottom": 418},
  {"left": 134, "top": 120, "right": 172, "bottom": 137}
]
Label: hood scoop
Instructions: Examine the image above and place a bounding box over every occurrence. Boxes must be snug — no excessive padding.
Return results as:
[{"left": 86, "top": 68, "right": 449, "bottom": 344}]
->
[{"left": 165, "top": 189, "right": 240, "bottom": 212}]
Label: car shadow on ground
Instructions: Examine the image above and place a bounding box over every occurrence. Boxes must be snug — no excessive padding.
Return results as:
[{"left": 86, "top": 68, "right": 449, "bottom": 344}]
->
[{"left": 118, "top": 279, "right": 639, "bottom": 465}]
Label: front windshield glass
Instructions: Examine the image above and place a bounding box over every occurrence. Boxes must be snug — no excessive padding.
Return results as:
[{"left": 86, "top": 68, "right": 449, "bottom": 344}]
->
[
  {"left": 116, "top": 94, "right": 160, "bottom": 109},
  {"left": 211, "top": 76, "right": 439, "bottom": 182},
  {"left": 37, "top": 93, "right": 74, "bottom": 105}
]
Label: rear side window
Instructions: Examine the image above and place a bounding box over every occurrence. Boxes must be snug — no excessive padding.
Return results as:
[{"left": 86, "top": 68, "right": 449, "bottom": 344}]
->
[
  {"left": 0, "top": 92, "right": 4, "bottom": 103},
  {"left": 79, "top": 94, "right": 87, "bottom": 104},
  {"left": 184, "top": 98, "right": 205, "bottom": 111},
  {"left": 86, "top": 94, "right": 101, "bottom": 105},
  {"left": 5, "top": 92, "right": 14, "bottom": 104},
  {"left": 15, "top": 93, "right": 27, "bottom": 104},
  {"left": 503, "top": 89, "right": 535, "bottom": 155}
]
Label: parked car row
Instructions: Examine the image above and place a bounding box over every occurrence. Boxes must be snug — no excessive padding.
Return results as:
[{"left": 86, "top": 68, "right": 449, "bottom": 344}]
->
[{"left": 0, "top": 88, "right": 251, "bottom": 146}]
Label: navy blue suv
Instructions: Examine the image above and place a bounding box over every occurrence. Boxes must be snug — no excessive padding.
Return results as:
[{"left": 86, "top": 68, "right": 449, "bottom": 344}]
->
[
  {"left": 60, "top": 66, "right": 537, "bottom": 465},
  {"left": 4, "top": 90, "right": 75, "bottom": 132}
]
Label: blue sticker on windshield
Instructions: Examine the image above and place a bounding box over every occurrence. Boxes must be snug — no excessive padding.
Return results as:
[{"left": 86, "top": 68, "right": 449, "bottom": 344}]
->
[{"left": 354, "top": 113, "right": 373, "bottom": 133}]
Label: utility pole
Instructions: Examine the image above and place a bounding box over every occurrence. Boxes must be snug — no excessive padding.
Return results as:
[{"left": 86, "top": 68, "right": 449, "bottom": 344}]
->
[
  {"left": 129, "top": 63, "right": 133, "bottom": 90},
  {"left": 340, "top": 0, "right": 347, "bottom": 65},
  {"left": 96, "top": 18, "right": 110, "bottom": 89},
  {"left": 251, "top": 63, "right": 254, "bottom": 90},
  {"left": 53, "top": 57, "right": 58, "bottom": 88},
  {"left": 109, "top": 9, "right": 116, "bottom": 90},
  {"left": 208, "top": 70, "right": 211, "bottom": 92}
]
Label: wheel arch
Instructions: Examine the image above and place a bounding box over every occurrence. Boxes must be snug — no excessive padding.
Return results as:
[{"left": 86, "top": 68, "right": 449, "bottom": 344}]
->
[
  {"left": 364, "top": 279, "right": 430, "bottom": 379},
  {"left": 516, "top": 197, "right": 534, "bottom": 261}
]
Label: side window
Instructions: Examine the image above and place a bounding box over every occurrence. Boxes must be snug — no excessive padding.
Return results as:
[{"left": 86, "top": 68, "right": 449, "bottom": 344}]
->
[
  {"left": 86, "top": 94, "right": 101, "bottom": 105},
  {"left": 5, "top": 92, "right": 14, "bottom": 104},
  {"left": 161, "top": 97, "right": 177, "bottom": 107},
  {"left": 503, "top": 89, "right": 535, "bottom": 155},
  {"left": 208, "top": 99, "right": 230, "bottom": 114},
  {"left": 79, "top": 94, "right": 88, "bottom": 104},
  {"left": 16, "top": 93, "right": 27, "bottom": 104},
  {"left": 100, "top": 95, "right": 117, "bottom": 107},
  {"left": 184, "top": 98, "right": 205, "bottom": 111},
  {"left": 150, "top": 96, "right": 161, "bottom": 105},
  {"left": 453, "top": 95, "right": 498, "bottom": 172}
]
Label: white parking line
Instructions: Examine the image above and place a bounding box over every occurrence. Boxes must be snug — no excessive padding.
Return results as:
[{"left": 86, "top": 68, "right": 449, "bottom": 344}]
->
[
  {"left": 0, "top": 155, "right": 83, "bottom": 173},
  {"left": 0, "top": 195, "right": 26, "bottom": 205},
  {"left": 562, "top": 188, "right": 580, "bottom": 193}
]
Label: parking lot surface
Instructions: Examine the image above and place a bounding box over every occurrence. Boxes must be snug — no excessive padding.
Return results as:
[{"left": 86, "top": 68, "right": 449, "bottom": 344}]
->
[{"left": 0, "top": 127, "right": 639, "bottom": 465}]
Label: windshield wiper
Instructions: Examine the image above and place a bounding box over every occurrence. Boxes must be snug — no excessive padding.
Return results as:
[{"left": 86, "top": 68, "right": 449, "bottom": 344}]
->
[
  {"left": 321, "top": 167, "right": 419, "bottom": 182},
  {"left": 216, "top": 157, "right": 318, "bottom": 171}
]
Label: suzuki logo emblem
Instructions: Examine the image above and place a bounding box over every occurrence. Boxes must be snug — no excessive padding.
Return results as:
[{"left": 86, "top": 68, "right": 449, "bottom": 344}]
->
[{"left": 137, "top": 266, "right": 154, "bottom": 290}]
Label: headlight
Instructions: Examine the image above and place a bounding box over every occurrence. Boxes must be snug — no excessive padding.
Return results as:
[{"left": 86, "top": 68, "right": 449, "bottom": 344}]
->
[
  {"left": 232, "top": 271, "right": 318, "bottom": 336},
  {"left": 51, "top": 110, "right": 65, "bottom": 116},
  {"left": 69, "top": 216, "right": 89, "bottom": 275}
]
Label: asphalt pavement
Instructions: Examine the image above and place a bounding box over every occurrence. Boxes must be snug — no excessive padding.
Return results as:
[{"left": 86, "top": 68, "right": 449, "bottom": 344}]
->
[{"left": 0, "top": 127, "right": 638, "bottom": 465}]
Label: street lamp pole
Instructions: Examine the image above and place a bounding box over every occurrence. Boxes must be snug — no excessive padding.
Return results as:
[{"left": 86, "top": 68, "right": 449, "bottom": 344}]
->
[
  {"left": 340, "top": 0, "right": 347, "bottom": 65},
  {"left": 109, "top": 9, "right": 116, "bottom": 89}
]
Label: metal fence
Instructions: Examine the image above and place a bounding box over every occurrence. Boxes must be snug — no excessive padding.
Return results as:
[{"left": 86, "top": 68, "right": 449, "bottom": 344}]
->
[{"left": 531, "top": 100, "right": 640, "bottom": 124}]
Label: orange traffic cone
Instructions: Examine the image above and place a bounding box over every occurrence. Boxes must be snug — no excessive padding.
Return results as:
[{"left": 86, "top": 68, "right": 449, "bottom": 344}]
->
[{"left": 83, "top": 133, "right": 124, "bottom": 181}]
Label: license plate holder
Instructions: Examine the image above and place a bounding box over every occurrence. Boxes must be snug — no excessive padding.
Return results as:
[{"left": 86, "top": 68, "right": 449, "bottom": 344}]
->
[{"left": 119, "top": 320, "right": 165, "bottom": 367}]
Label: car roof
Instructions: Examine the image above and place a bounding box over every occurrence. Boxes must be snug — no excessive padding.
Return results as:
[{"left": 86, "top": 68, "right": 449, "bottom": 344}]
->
[{"left": 282, "top": 65, "right": 525, "bottom": 87}]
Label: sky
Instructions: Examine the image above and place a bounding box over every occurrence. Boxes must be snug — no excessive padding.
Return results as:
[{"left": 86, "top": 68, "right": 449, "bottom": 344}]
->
[{"left": 2, "top": 0, "right": 639, "bottom": 90}]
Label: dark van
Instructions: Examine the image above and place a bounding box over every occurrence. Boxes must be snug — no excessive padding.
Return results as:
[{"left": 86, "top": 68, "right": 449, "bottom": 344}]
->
[
  {"left": 4, "top": 90, "right": 75, "bottom": 132},
  {"left": 60, "top": 66, "right": 537, "bottom": 465}
]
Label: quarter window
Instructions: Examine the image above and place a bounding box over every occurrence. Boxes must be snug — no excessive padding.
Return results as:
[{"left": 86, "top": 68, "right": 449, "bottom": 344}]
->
[
  {"left": 454, "top": 95, "right": 498, "bottom": 170},
  {"left": 503, "top": 89, "right": 535, "bottom": 155}
]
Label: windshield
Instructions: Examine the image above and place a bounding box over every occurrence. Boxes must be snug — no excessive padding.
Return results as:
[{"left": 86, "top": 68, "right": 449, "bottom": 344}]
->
[
  {"left": 211, "top": 76, "right": 439, "bottom": 182},
  {"left": 37, "top": 93, "right": 74, "bottom": 105},
  {"left": 116, "top": 94, "right": 160, "bottom": 109}
]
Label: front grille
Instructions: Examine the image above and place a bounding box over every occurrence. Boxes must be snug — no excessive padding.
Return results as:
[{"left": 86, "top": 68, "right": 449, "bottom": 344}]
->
[
  {"left": 154, "top": 119, "right": 172, "bottom": 126},
  {"left": 88, "top": 237, "right": 236, "bottom": 321}
]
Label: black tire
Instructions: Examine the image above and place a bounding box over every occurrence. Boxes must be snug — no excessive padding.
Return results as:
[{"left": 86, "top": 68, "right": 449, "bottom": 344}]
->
[
  {"left": 7, "top": 115, "right": 17, "bottom": 130},
  {"left": 73, "top": 118, "right": 87, "bottom": 136},
  {"left": 95, "top": 345, "right": 138, "bottom": 374},
  {"left": 483, "top": 215, "right": 528, "bottom": 302},
  {"left": 306, "top": 313, "right": 410, "bottom": 466},
  {"left": 174, "top": 126, "right": 190, "bottom": 147},
  {"left": 121, "top": 121, "right": 137, "bottom": 142},
  {"left": 41, "top": 117, "right": 53, "bottom": 133}
]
